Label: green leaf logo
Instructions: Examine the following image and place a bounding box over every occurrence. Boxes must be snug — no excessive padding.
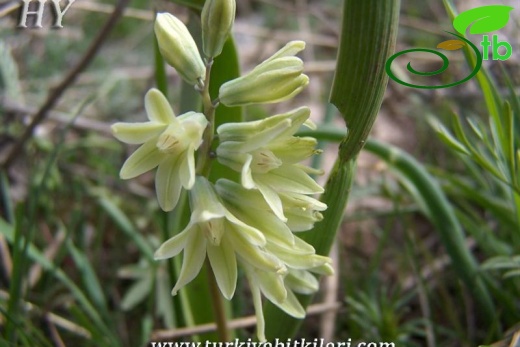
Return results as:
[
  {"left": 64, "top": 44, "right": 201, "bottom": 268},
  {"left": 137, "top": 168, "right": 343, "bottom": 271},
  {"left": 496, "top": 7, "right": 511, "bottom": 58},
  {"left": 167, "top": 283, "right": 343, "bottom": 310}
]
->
[
  {"left": 437, "top": 39, "right": 466, "bottom": 51},
  {"left": 453, "top": 5, "right": 514, "bottom": 35}
]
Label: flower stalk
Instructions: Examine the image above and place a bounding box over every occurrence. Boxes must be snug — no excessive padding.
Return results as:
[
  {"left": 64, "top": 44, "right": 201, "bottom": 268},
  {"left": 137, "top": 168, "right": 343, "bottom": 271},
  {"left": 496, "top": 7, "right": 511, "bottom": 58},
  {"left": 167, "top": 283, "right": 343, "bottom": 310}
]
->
[
  {"left": 113, "top": 2, "right": 330, "bottom": 341},
  {"left": 198, "top": 59, "right": 231, "bottom": 342},
  {"left": 196, "top": 58, "right": 218, "bottom": 177}
]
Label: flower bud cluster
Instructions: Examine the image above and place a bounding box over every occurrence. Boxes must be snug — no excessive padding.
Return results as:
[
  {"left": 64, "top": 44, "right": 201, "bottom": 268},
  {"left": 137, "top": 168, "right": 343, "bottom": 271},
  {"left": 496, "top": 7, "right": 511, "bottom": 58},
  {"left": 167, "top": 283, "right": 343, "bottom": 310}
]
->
[{"left": 112, "top": 0, "right": 330, "bottom": 340}]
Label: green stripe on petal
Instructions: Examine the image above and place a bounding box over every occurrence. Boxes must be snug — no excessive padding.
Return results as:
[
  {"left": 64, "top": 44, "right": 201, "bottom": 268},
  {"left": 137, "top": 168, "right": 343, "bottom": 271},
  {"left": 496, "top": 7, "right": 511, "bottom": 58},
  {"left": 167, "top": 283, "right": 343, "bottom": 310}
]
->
[
  {"left": 207, "top": 238, "right": 237, "bottom": 300},
  {"left": 171, "top": 229, "right": 207, "bottom": 295},
  {"left": 111, "top": 122, "right": 167, "bottom": 144},
  {"left": 156, "top": 155, "right": 183, "bottom": 211},
  {"left": 145, "top": 88, "right": 177, "bottom": 124},
  {"left": 120, "top": 140, "right": 165, "bottom": 179}
]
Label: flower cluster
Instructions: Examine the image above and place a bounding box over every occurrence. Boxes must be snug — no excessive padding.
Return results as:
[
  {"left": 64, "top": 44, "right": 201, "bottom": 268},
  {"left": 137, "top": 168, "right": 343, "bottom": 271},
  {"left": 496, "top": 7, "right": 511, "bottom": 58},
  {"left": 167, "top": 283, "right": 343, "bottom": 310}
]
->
[{"left": 112, "top": 0, "right": 331, "bottom": 341}]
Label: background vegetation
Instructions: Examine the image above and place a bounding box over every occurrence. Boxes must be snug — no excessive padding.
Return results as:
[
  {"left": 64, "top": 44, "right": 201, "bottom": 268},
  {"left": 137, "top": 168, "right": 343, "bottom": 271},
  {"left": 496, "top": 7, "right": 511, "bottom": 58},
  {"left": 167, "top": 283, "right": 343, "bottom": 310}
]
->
[{"left": 0, "top": 0, "right": 518, "bottom": 346}]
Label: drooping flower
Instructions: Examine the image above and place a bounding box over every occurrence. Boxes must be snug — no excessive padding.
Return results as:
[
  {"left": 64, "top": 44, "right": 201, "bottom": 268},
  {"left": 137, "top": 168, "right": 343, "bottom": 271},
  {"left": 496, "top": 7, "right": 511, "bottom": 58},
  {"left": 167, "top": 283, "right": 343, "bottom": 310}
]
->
[
  {"left": 215, "top": 178, "right": 332, "bottom": 341},
  {"left": 112, "top": 88, "right": 208, "bottom": 211},
  {"left": 154, "top": 12, "right": 206, "bottom": 86},
  {"left": 201, "top": 0, "right": 236, "bottom": 58},
  {"left": 154, "top": 176, "right": 286, "bottom": 299},
  {"left": 216, "top": 106, "right": 324, "bottom": 221},
  {"left": 218, "top": 41, "right": 309, "bottom": 106}
]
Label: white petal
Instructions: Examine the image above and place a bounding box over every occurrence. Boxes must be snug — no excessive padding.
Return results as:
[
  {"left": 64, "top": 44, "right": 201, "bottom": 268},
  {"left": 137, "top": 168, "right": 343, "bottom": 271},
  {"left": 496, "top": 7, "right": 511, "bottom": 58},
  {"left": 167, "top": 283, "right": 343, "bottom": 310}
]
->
[
  {"left": 145, "top": 88, "right": 177, "bottom": 124},
  {"left": 256, "top": 270, "right": 287, "bottom": 304},
  {"left": 240, "top": 154, "right": 255, "bottom": 189},
  {"left": 112, "top": 122, "right": 167, "bottom": 144},
  {"left": 156, "top": 156, "right": 183, "bottom": 211},
  {"left": 264, "top": 41, "right": 305, "bottom": 63},
  {"left": 246, "top": 271, "right": 266, "bottom": 342},
  {"left": 171, "top": 229, "right": 207, "bottom": 295},
  {"left": 273, "top": 289, "right": 306, "bottom": 318},
  {"left": 154, "top": 227, "right": 192, "bottom": 260},
  {"left": 179, "top": 145, "right": 196, "bottom": 189},
  {"left": 224, "top": 210, "right": 266, "bottom": 246},
  {"left": 260, "top": 165, "right": 324, "bottom": 194},
  {"left": 120, "top": 140, "right": 166, "bottom": 179},
  {"left": 275, "top": 251, "right": 331, "bottom": 270},
  {"left": 227, "top": 229, "right": 284, "bottom": 274},
  {"left": 285, "top": 270, "right": 319, "bottom": 294},
  {"left": 207, "top": 238, "right": 237, "bottom": 300},
  {"left": 255, "top": 180, "right": 286, "bottom": 221}
]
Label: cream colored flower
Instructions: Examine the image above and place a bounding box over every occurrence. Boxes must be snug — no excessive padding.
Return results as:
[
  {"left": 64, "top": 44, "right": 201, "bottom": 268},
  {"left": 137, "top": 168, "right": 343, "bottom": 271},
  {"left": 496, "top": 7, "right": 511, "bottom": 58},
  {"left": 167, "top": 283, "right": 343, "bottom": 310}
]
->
[
  {"left": 218, "top": 41, "right": 309, "bottom": 106},
  {"left": 112, "top": 88, "right": 207, "bottom": 211},
  {"left": 154, "top": 176, "right": 286, "bottom": 299},
  {"left": 216, "top": 107, "right": 323, "bottom": 221},
  {"left": 154, "top": 12, "right": 206, "bottom": 85},
  {"left": 201, "top": 0, "right": 236, "bottom": 58}
]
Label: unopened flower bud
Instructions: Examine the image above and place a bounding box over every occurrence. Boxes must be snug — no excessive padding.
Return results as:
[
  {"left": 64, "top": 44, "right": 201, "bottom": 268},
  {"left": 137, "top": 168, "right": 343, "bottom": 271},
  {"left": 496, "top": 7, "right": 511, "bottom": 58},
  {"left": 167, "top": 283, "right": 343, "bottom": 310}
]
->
[
  {"left": 154, "top": 12, "right": 206, "bottom": 85},
  {"left": 201, "top": 0, "right": 236, "bottom": 58},
  {"left": 218, "top": 41, "right": 309, "bottom": 106}
]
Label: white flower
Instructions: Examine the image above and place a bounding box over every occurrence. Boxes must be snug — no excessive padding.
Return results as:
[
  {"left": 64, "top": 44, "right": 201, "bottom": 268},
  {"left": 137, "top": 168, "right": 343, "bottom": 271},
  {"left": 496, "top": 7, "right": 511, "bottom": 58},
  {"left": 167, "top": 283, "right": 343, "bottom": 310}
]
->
[
  {"left": 201, "top": 0, "right": 236, "bottom": 58},
  {"left": 218, "top": 41, "right": 309, "bottom": 106},
  {"left": 112, "top": 88, "right": 207, "bottom": 211},
  {"left": 154, "top": 176, "right": 286, "bottom": 299},
  {"left": 154, "top": 13, "right": 206, "bottom": 85},
  {"left": 216, "top": 107, "right": 324, "bottom": 221}
]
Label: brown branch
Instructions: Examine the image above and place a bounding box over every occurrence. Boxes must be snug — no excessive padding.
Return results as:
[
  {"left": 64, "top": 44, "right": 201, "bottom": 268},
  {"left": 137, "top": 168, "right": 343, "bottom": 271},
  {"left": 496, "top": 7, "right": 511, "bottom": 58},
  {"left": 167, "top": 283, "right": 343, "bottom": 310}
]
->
[
  {"left": 150, "top": 301, "right": 342, "bottom": 341},
  {"left": 1, "top": 0, "right": 131, "bottom": 170}
]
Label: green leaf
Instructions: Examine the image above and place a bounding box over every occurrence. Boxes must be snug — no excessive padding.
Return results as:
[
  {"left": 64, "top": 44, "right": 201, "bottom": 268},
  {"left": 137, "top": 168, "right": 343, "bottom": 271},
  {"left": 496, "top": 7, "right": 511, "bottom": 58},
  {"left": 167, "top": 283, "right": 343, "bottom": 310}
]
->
[
  {"left": 263, "top": 0, "right": 401, "bottom": 339},
  {"left": 453, "top": 5, "right": 514, "bottom": 35}
]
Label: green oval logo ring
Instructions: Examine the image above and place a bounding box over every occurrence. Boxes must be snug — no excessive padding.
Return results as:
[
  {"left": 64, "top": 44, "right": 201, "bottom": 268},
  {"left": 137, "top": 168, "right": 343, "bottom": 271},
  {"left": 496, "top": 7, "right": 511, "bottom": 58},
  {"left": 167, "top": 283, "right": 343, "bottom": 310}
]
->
[{"left": 385, "top": 31, "right": 483, "bottom": 89}]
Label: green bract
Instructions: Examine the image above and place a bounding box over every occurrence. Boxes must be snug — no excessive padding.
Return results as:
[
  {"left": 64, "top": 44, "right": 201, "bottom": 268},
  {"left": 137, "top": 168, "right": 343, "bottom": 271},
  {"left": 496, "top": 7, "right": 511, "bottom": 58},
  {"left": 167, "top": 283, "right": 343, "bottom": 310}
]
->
[
  {"left": 201, "top": 0, "right": 236, "bottom": 58},
  {"left": 154, "top": 12, "right": 206, "bottom": 85},
  {"left": 111, "top": 88, "right": 207, "bottom": 211},
  {"left": 218, "top": 41, "right": 309, "bottom": 106}
]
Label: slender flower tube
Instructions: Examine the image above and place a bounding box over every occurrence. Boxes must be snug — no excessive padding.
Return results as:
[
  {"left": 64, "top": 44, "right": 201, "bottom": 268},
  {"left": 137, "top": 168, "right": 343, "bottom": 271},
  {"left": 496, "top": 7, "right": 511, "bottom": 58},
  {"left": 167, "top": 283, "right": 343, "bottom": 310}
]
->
[
  {"left": 201, "top": 0, "right": 236, "bottom": 58},
  {"left": 154, "top": 12, "right": 206, "bottom": 85},
  {"left": 216, "top": 107, "right": 324, "bottom": 221},
  {"left": 218, "top": 41, "right": 309, "bottom": 106},
  {"left": 112, "top": 88, "right": 207, "bottom": 211}
]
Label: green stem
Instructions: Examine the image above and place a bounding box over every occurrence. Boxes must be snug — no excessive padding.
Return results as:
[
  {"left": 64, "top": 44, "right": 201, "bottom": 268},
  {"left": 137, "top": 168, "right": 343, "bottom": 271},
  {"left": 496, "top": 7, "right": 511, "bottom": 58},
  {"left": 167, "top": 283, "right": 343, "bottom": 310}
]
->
[
  {"left": 196, "top": 59, "right": 217, "bottom": 177},
  {"left": 195, "top": 58, "right": 229, "bottom": 341},
  {"left": 206, "top": 259, "right": 230, "bottom": 341}
]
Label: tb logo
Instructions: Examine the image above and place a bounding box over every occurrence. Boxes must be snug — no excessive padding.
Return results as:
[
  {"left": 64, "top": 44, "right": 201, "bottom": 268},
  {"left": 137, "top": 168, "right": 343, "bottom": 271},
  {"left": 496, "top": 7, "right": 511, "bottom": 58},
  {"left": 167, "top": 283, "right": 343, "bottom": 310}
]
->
[{"left": 18, "top": 0, "right": 75, "bottom": 28}]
